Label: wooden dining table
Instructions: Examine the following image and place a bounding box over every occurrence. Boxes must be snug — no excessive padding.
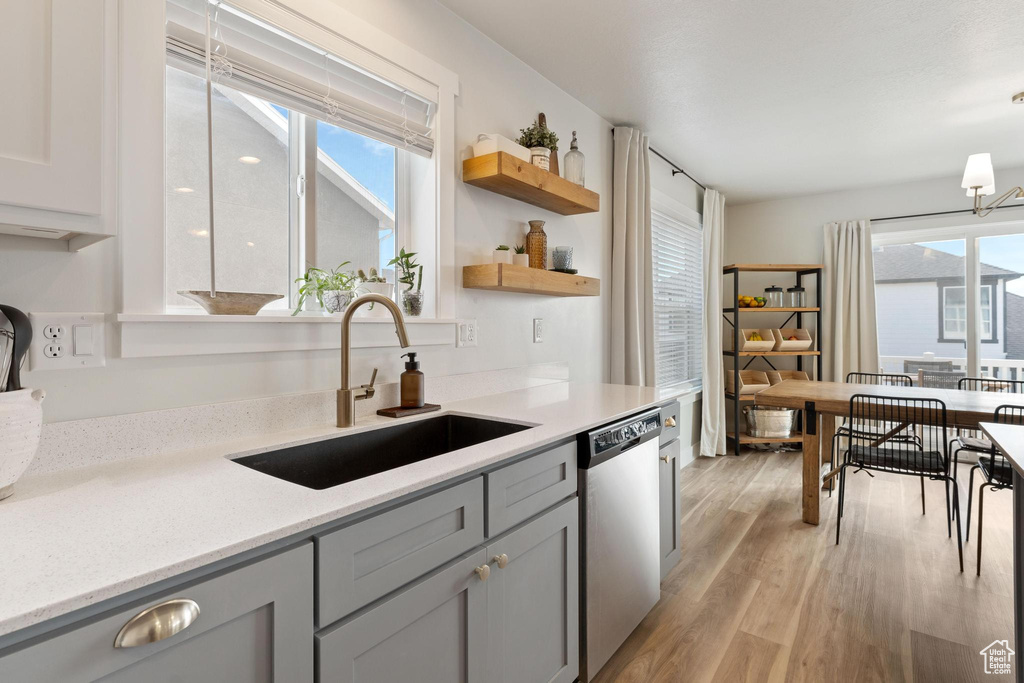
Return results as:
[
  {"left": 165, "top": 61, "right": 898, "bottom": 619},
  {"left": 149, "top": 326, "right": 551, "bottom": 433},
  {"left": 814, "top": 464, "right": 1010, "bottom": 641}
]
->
[{"left": 754, "top": 380, "right": 1024, "bottom": 525}]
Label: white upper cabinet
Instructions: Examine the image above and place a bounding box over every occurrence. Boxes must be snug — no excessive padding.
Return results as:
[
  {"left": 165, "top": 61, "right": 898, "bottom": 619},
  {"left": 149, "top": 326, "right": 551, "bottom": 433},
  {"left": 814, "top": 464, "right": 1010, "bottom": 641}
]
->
[{"left": 0, "top": 0, "right": 116, "bottom": 249}]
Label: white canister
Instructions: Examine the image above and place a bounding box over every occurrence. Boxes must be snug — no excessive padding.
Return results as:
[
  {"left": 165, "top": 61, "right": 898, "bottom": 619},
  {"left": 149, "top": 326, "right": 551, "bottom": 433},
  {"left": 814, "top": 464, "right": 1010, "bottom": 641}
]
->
[
  {"left": 0, "top": 388, "right": 45, "bottom": 500},
  {"left": 530, "top": 147, "right": 551, "bottom": 171}
]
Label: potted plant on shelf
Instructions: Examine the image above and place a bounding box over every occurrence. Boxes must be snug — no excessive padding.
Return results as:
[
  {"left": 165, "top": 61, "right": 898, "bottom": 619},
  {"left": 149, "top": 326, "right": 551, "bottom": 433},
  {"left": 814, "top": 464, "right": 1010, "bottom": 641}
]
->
[
  {"left": 388, "top": 247, "right": 425, "bottom": 317},
  {"left": 516, "top": 117, "right": 558, "bottom": 172},
  {"left": 293, "top": 263, "right": 357, "bottom": 315},
  {"left": 512, "top": 244, "right": 529, "bottom": 267},
  {"left": 492, "top": 244, "right": 511, "bottom": 264},
  {"left": 355, "top": 267, "right": 394, "bottom": 317}
]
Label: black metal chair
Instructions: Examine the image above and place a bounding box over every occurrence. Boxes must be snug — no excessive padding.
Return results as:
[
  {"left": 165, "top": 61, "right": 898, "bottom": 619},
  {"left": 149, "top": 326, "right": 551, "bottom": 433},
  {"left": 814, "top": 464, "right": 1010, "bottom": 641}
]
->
[
  {"left": 829, "top": 373, "right": 919, "bottom": 499},
  {"left": 917, "top": 369, "right": 968, "bottom": 390},
  {"left": 966, "top": 404, "right": 1024, "bottom": 575},
  {"left": 951, "top": 378, "right": 1024, "bottom": 510},
  {"left": 904, "top": 359, "right": 954, "bottom": 374},
  {"left": 834, "top": 395, "right": 963, "bottom": 573}
]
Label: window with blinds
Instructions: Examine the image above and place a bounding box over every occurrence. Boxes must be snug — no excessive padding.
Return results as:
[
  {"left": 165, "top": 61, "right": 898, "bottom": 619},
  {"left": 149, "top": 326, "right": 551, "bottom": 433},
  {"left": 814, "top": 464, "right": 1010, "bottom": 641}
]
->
[{"left": 652, "top": 208, "right": 703, "bottom": 388}]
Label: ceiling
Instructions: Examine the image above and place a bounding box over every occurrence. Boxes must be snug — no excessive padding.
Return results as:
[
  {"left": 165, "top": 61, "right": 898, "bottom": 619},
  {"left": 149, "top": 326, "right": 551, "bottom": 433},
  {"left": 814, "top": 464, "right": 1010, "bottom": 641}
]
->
[{"left": 438, "top": 0, "right": 1024, "bottom": 204}]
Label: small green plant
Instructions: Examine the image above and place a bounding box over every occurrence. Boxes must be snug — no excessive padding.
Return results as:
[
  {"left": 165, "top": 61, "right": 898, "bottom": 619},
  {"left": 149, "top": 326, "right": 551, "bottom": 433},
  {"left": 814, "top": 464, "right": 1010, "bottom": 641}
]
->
[
  {"left": 293, "top": 262, "right": 356, "bottom": 315},
  {"left": 495, "top": 244, "right": 510, "bottom": 251},
  {"left": 387, "top": 247, "right": 423, "bottom": 292},
  {"left": 356, "top": 267, "right": 387, "bottom": 284},
  {"left": 513, "top": 244, "right": 526, "bottom": 254},
  {"left": 516, "top": 120, "right": 558, "bottom": 152}
]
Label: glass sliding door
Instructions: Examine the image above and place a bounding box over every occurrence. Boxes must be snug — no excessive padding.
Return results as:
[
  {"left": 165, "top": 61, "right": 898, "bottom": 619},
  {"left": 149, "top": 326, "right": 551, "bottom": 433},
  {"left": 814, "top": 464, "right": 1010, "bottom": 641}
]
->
[
  {"left": 873, "top": 239, "right": 967, "bottom": 385},
  {"left": 978, "top": 233, "right": 1024, "bottom": 380}
]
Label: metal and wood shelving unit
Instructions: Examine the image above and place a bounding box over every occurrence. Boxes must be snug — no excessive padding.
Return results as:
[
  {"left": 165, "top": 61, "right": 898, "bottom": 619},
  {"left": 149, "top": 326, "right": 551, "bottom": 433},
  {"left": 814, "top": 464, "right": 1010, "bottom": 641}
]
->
[{"left": 723, "top": 263, "right": 824, "bottom": 455}]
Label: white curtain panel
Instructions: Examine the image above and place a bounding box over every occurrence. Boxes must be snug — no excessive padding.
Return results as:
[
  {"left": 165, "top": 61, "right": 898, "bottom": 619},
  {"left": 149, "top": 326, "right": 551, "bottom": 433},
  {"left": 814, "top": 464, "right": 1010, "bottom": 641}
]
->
[
  {"left": 610, "top": 127, "right": 654, "bottom": 386},
  {"left": 822, "top": 219, "right": 880, "bottom": 381},
  {"left": 700, "top": 189, "right": 727, "bottom": 457}
]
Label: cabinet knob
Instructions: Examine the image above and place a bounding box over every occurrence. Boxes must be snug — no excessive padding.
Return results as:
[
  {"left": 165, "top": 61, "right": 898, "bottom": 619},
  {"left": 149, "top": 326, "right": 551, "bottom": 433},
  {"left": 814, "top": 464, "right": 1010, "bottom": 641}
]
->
[
  {"left": 665, "top": 416, "right": 677, "bottom": 428},
  {"left": 492, "top": 553, "right": 509, "bottom": 569},
  {"left": 660, "top": 454, "right": 671, "bottom": 463},
  {"left": 474, "top": 564, "right": 491, "bottom": 582},
  {"left": 113, "top": 598, "right": 200, "bottom": 648}
]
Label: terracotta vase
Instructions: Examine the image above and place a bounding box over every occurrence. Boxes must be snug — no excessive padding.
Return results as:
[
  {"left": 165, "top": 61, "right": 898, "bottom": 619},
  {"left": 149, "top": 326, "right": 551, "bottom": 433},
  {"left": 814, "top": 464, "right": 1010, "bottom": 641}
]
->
[{"left": 526, "top": 220, "right": 547, "bottom": 269}]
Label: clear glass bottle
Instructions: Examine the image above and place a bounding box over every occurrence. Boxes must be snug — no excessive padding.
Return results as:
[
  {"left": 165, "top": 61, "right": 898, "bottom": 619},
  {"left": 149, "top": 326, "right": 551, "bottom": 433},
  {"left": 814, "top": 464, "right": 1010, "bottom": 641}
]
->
[
  {"left": 563, "top": 131, "right": 585, "bottom": 186},
  {"left": 526, "top": 220, "right": 547, "bottom": 269}
]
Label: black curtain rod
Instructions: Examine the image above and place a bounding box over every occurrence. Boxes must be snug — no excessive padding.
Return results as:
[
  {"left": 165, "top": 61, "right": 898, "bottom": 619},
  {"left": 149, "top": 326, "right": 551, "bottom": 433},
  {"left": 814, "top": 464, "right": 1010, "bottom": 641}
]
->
[
  {"left": 871, "top": 203, "right": 1024, "bottom": 223},
  {"left": 649, "top": 147, "right": 707, "bottom": 191}
]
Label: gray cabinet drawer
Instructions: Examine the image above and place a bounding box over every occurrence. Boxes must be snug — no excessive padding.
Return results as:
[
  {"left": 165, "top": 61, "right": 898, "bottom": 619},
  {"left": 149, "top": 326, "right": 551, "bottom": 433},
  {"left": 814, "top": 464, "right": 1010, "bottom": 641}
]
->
[
  {"left": 660, "top": 401, "right": 681, "bottom": 446},
  {"left": 317, "top": 549, "right": 488, "bottom": 683},
  {"left": 316, "top": 477, "right": 485, "bottom": 627},
  {"left": 0, "top": 543, "right": 313, "bottom": 683},
  {"left": 485, "top": 441, "right": 577, "bottom": 537}
]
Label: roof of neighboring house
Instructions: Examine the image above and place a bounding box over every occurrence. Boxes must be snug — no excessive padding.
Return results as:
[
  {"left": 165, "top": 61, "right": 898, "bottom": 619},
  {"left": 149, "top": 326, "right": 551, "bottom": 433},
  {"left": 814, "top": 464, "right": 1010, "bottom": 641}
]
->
[
  {"left": 873, "top": 243, "right": 1020, "bottom": 282},
  {"left": 1006, "top": 292, "right": 1024, "bottom": 360}
]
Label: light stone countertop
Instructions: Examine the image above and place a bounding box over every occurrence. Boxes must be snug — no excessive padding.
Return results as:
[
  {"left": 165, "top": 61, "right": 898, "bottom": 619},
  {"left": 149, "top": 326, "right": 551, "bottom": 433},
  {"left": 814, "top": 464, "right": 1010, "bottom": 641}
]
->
[{"left": 0, "top": 381, "right": 665, "bottom": 638}]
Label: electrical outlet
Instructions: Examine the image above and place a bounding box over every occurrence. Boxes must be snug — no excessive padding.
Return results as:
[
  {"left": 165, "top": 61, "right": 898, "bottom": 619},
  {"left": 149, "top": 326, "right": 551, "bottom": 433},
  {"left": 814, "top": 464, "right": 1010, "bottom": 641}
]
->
[
  {"left": 28, "top": 313, "right": 105, "bottom": 370},
  {"left": 456, "top": 319, "right": 478, "bottom": 348},
  {"left": 533, "top": 318, "right": 543, "bottom": 343}
]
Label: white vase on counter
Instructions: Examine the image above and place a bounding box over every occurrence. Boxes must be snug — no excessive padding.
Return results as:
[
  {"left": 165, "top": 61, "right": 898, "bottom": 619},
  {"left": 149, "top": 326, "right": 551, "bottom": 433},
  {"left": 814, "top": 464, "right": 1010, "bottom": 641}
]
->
[{"left": 0, "top": 388, "right": 45, "bottom": 500}]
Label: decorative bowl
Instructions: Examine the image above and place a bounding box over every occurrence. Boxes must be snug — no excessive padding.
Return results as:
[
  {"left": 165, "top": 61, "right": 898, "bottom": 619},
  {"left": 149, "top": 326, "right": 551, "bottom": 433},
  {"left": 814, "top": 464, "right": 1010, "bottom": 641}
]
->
[
  {"left": 178, "top": 290, "right": 284, "bottom": 315},
  {"left": 0, "top": 388, "right": 45, "bottom": 500}
]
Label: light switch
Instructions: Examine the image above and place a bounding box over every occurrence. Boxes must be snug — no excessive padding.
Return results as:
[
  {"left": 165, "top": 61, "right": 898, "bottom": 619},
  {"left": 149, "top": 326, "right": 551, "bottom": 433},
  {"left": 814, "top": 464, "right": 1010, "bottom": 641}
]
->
[{"left": 73, "top": 324, "right": 94, "bottom": 356}]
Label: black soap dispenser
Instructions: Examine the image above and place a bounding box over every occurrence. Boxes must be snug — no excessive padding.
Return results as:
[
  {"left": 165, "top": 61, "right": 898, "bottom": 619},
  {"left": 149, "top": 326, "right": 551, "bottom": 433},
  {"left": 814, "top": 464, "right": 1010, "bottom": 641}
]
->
[{"left": 400, "top": 352, "right": 424, "bottom": 408}]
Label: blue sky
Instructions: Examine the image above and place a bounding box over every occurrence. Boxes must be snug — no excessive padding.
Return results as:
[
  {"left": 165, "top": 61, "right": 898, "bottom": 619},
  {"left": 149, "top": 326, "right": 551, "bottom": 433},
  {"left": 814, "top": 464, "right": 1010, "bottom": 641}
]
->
[
  {"left": 270, "top": 104, "right": 396, "bottom": 211},
  {"left": 920, "top": 237, "right": 1024, "bottom": 296}
]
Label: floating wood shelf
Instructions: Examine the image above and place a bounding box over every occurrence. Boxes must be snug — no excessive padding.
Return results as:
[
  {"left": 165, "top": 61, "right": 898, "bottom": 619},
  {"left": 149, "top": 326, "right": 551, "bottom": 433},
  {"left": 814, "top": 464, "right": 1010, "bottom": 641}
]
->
[
  {"left": 723, "top": 307, "right": 821, "bottom": 313},
  {"left": 723, "top": 263, "right": 824, "bottom": 273},
  {"left": 463, "top": 152, "right": 600, "bottom": 215},
  {"left": 462, "top": 263, "right": 600, "bottom": 297}
]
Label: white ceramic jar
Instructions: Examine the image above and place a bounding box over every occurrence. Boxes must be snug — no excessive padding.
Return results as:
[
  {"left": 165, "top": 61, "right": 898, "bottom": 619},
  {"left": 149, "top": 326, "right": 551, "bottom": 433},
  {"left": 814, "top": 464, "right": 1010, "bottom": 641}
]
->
[{"left": 0, "top": 388, "right": 45, "bottom": 500}]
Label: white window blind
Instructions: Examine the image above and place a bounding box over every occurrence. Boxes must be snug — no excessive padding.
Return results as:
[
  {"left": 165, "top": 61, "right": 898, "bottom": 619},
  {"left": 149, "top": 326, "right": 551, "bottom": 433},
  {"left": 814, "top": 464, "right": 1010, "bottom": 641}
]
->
[
  {"left": 652, "top": 208, "right": 703, "bottom": 388},
  {"left": 166, "top": 0, "right": 436, "bottom": 156}
]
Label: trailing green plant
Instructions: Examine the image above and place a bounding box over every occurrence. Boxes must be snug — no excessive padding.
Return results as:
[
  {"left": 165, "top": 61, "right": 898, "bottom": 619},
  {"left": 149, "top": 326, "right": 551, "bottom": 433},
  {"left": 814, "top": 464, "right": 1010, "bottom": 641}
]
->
[
  {"left": 513, "top": 244, "right": 526, "bottom": 254},
  {"left": 387, "top": 247, "right": 423, "bottom": 292},
  {"left": 516, "top": 120, "right": 558, "bottom": 152},
  {"left": 292, "top": 262, "right": 356, "bottom": 315},
  {"left": 495, "top": 244, "right": 510, "bottom": 251},
  {"left": 356, "top": 267, "right": 387, "bottom": 284}
]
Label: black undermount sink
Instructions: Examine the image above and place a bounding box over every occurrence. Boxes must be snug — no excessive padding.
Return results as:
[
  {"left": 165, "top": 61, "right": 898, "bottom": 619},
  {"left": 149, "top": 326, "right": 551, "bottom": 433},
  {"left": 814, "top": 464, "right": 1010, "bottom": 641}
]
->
[{"left": 232, "top": 414, "right": 533, "bottom": 490}]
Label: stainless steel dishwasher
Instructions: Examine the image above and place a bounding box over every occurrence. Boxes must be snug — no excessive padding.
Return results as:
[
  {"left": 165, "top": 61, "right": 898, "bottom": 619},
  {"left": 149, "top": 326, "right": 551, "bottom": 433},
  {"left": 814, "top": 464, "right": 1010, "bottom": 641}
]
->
[{"left": 577, "top": 407, "right": 663, "bottom": 681}]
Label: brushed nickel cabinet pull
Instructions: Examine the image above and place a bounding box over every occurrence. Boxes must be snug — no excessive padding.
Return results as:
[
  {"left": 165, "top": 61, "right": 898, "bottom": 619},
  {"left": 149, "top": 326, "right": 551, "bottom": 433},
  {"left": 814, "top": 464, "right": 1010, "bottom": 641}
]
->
[
  {"left": 665, "top": 416, "right": 677, "bottom": 428},
  {"left": 113, "top": 598, "right": 200, "bottom": 648},
  {"left": 474, "top": 564, "right": 491, "bottom": 582},
  {"left": 492, "top": 553, "right": 509, "bottom": 569},
  {"left": 660, "top": 454, "right": 671, "bottom": 463}
]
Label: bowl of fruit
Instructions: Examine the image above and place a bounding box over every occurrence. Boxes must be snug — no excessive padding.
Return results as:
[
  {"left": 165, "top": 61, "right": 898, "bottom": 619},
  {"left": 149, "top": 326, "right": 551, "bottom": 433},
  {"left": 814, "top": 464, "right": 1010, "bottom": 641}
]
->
[{"left": 737, "top": 295, "right": 766, "bottom": 308}]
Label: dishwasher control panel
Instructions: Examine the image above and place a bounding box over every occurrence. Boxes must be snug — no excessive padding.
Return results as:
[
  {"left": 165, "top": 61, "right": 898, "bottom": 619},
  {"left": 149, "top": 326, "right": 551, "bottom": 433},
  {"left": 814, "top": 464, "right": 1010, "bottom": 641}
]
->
[{"left": 579, "top": 408, "right": 663, "bottom": 468}]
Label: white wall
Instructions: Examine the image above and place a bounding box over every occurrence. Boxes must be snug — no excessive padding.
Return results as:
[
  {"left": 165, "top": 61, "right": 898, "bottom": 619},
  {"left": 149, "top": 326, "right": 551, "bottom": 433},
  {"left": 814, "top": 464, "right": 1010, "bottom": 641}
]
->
[
  {"left": 723, "top": 164, "right": 1024, "bottom": 373},
  {"left": 0, "top": 0, "right": 617, "bottom": 422}
]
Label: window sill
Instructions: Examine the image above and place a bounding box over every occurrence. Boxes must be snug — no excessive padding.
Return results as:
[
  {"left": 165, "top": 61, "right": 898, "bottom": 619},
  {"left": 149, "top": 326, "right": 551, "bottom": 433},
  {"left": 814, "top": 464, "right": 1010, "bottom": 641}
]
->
[{"left": 117, "top": 313, "right": 457, "bottom": 358}]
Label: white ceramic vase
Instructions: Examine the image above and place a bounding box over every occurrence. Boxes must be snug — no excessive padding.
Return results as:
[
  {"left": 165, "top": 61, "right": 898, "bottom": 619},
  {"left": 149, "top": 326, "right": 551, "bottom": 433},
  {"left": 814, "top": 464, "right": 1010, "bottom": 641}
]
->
[
  {"left": 0, "top": 388, "right": 45, "bottom": 500},
  {"left": 356, "top": 282, "right": 395, "bottom": 318},
  {"left": 512, "top": 253, "right": 529, "bottom": 267},
  {"left": 529, "top": 147, "right": 551, "bottom": 171},
  {"left": 492, "top": 249, "right": 511, "bottom": 264}
]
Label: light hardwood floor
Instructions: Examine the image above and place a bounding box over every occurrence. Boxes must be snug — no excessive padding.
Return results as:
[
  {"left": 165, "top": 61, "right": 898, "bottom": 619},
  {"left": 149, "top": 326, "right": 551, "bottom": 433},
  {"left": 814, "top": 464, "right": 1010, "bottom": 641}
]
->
[{"left": 593, "top": 449, "right": 1015, "bottom": 682}]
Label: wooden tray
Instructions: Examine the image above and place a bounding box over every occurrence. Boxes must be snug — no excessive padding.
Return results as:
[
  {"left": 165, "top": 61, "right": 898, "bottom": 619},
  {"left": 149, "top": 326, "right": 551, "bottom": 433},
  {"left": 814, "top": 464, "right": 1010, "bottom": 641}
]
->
[{"left": 377, "top": 403, "right": 441, "bottom": 418}]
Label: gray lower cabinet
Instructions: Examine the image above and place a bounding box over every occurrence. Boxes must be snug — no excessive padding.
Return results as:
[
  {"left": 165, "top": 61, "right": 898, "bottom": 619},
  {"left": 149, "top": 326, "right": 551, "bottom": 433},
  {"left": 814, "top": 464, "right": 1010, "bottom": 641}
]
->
[
  {"left": 485, "top": 497, "right": 578, "bottom": 683},
  {"left": 659, "top": 438, "right": 682, "bottom": 578},
  {"left": 316, "top": 549, "right": 489, "bottom": 683},
  {"left": 485, "top": 440, "right": 577, "bottom": 537},
  {"left": 0, "top": 543, "right": 314, "bottom": 683}
]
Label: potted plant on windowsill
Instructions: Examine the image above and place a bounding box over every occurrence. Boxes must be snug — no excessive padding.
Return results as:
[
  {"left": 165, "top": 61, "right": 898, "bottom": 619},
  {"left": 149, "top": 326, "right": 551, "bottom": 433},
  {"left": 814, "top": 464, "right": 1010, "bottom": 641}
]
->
[
  {"left": 293, "top": 263, "right": 357, "bottom": 316},
  {"left": 516, "top": 117, "right": 559, "bottom": 173},
  {"left": 355, "top": 267, "right": 394, "bottom": 317},
  {"left": 388, "top": 247, "right": 425, "bottom": 317},
  {"left": 512, "top": 244, "right": 529, "bottom": 267}
]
